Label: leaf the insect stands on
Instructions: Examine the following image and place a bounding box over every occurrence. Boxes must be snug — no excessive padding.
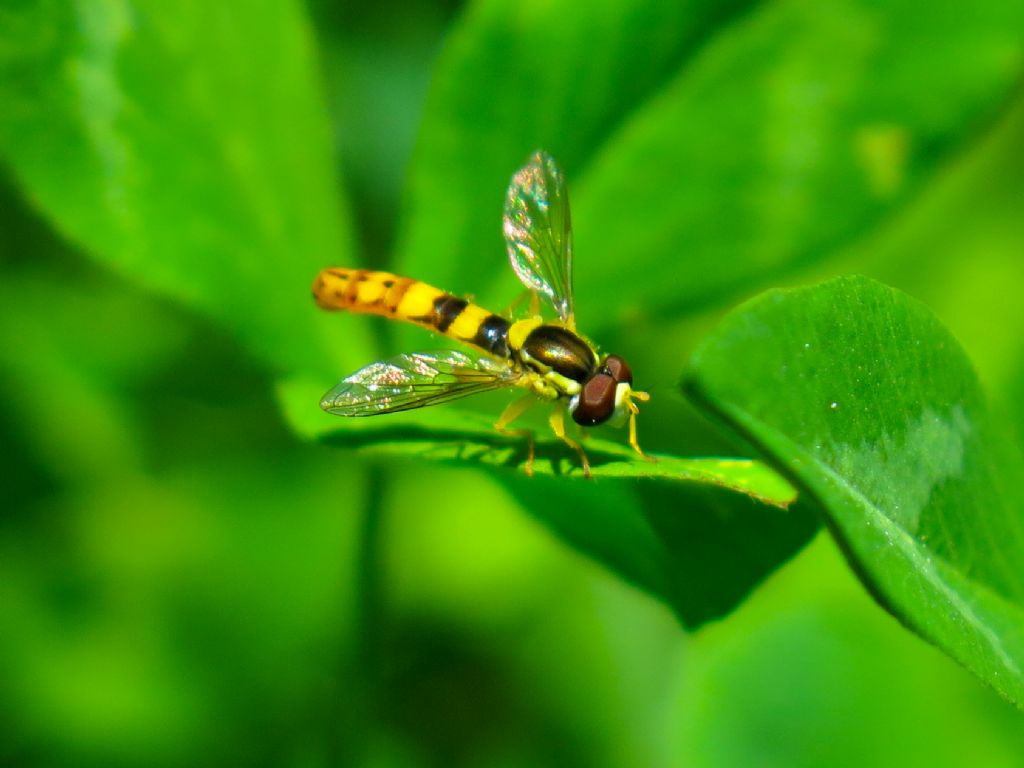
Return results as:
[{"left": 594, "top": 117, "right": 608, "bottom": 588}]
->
[{"left": 280, "top": 376, "right": 815, "bottom": 628}]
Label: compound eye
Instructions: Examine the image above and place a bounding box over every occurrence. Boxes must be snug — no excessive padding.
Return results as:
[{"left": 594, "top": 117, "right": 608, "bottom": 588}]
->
[
  {"left": 572, "top": 373, "right": 617, "bottom": 426},
  {"left": 602, "top": 355, "right": 633, "bottom": 385}
]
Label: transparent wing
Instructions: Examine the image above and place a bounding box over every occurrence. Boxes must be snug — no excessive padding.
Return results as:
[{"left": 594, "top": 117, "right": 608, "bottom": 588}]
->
[
  {"left": 503, "top": 151, "right": 574, "bottom": 323},
  {"left": 320, "top": 350, "right": 521, "bottom": 416}
]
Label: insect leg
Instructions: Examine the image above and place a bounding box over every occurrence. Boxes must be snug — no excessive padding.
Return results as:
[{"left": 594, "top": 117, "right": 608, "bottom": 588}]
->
[
  {"left": 627, "top": 391, "right": 656, "bottom": 462},
  {"left": 529, "top": 290, "right": 542, "bottom": 317},
  {"left": 502, "top": 289, "right": 531, "bottom": 318},
  {"left": 548, "top": 406, "right": 591, "bottom": 478},
  {"left": 495, "top": 394, "right": 537, "bottom": 476}
]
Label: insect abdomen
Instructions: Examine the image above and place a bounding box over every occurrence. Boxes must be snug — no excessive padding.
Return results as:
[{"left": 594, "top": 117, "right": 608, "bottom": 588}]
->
[{"left": 312, "top": 268, "right": 511, "bottom": 358}]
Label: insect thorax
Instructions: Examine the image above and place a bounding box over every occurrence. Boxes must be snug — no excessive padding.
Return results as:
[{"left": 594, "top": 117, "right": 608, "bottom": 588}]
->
[{"left": 512, "top": 322, "right": 599, "bottom": 400}]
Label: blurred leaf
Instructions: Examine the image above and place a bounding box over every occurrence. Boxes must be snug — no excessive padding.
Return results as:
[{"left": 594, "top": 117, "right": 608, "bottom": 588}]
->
[
  {"left": 399, "top": 0, "right": 1024, "bottom": 326},
  {"left": 512, "top": 479, "right": 819, "bottom": 628},
  {"left": 280, "top": 377, "right": 818, "bottom": 627},
  {"left": 310, "top": 0, "right": 460, "bottom": 262},
  {"left": 0, "top": 0, "right": 366, "bottom": 376},
  {"left": 0, "top": 268, "right": 185, "bottom": 483},
  {"left": 684, "top": 276, "right": 1024, "bottom": 705},
  {"left": 847, "top": 91, "right": 1024, "bottom": 413},
  {"left": 674, "top": 536, "right": 1024, "bottom": 768},
  {"left": 0, "top": 450, "right": 366, "bottom": 766},
  {"left": 396, "top": 0, "right": 753, "bottom": 301}
]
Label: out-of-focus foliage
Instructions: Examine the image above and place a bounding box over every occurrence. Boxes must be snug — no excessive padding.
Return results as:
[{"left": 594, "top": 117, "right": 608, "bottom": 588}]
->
[
  {"left": 0, "top": 0, "right": 364, "bottom": 377},
  {"left": 2, "top": 1, "right": 1024, "bottom": 767},
  {"left": 398, "top": 0, "right": 1024, "bottom": 322}
]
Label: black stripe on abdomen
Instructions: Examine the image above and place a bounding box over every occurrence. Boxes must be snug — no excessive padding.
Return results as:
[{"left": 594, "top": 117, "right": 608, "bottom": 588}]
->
[
  {"left": 431, "top": 295, "right": 469, "bottom": 332},
  {"left": 473, "top": 314, "right": 511, "bottom": 358}
]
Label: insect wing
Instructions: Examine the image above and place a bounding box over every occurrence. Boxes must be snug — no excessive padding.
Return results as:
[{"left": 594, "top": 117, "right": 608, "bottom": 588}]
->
[
  {"left": 321, "top": 350, "right": 520, "bottom": 416},
  {"left": 503, "top": 151, "right": 574, "bottom": 323}
]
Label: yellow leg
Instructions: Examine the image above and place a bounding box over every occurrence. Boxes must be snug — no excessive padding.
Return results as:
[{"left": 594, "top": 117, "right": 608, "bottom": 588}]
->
[
  {"left": 503, "top": 289, "right": 530, "bottom": 318},
  {"left": 496, "top": 395, "right": 536, "bottom": 476},
  {"left": 627, "top": 391, "right": 656, "bottom": 462},
  {"left": 549, "top": 407, "right": 592, "bottom": 479},
  {"left": 529, "top": 290, "right": 542, "bottom": 317},
  {"left": 508, "top": 291, "right": 569, "bottom": 331}
]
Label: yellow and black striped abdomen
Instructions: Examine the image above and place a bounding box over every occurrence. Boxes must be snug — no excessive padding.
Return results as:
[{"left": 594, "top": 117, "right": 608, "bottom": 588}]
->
[{"left": 312, "top": 268, "right": 511, "bottom": 358}]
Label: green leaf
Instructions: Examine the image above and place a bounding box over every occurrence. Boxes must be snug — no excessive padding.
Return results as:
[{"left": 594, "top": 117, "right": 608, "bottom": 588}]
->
[
  {"left": 396, "top": 0, "right": 754, "bottom": 306},
  {"left": 511, "top": 481, "right": 819, "bottom": 628},
  {"left": 0, "top": 0, "right": 365, "bottom": 375},
  {"left": 280, "top": 377, "right": 817, "bottom": 627},
  {"left": 684, "top": 275, "right": 1024, "bottom": 705},
  {"left": 398, "top": 0, "right": 1024, "bottom": 325},
  {"left": 0, "top": 268, "right": 173, "bottom": 481},
  {"left": 674, "top": 536, "right": 1024, "bottom": 768},
  {"left": 378, "top": 0, "right": 1024, "bottom": 618},
  {"left": 282, "top": 377, "right": 791, "bottom": 491}
]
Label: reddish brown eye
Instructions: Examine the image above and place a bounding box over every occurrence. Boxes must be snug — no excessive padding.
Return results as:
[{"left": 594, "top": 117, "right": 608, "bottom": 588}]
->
[
  {"left": 602, "top": 355, "right": 632, "bottom": 385},
  {"left": 572, "top": 373, "right": 617, "bottom": 426}
]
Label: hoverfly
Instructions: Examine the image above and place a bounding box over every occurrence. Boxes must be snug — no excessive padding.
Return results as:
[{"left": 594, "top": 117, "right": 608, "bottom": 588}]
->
[{"left": 312, "top": 151, "right": 650, "bottom": 477}]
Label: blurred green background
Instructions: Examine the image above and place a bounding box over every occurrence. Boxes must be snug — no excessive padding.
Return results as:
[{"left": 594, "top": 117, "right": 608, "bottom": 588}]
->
[{"left": 3, "top": 1, "right": 1024, "bottom": 766}]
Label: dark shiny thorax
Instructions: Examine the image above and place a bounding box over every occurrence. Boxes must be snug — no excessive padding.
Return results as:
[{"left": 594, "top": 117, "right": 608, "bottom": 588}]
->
[{"left": 519, "top": 325, "right": 598, "bottom": 383}]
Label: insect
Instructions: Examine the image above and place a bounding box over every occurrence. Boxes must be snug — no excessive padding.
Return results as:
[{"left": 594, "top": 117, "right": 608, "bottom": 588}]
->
[{"left": 311, "top": 151, "right": 650, "bottom": 477}]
